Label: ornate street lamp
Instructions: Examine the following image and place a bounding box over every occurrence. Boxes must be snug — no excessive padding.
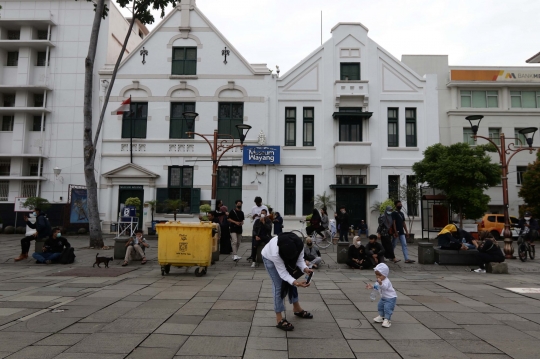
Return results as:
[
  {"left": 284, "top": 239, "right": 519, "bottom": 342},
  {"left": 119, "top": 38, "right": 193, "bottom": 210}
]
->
[
  {"left": 182, "top": 111, "right": 198, "bottom": 138},
  {"left": 465, "top": 116, "right": 538, "bottom": 258},
  {"left": 235, "top": 124, "right": 252, "bottom": 145}
]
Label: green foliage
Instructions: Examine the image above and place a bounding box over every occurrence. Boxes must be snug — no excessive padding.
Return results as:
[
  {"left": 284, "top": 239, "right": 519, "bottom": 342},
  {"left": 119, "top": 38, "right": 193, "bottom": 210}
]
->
[
  {"left": 117, "top": 0, "right": 178, "bottom": 24},
  {"left": 125, "top": 197, "right": 142, "bottom": 207},
  {"left": 22, "top": 197, "right": 51, "bottom": 212},
  {"left": 313, "top": 191, "right": 336, "bottom": 211},
  {"left": 370, "top": 199, "right": 394, "bottom": 214},
  {"left": 518, "top": 151, "right": 540, "bottom": 218},
  {"left": 305, "top": 213, "right": 313, "bottom": 227},
  {"left": 413, "top": 143, "right": 501, "bottom": 220},
  {"left": 165, "top": 198, "right": 188, "bottom": 221},
  {"left": 199, "top": 204, "right": 212, "bottom": 214}
]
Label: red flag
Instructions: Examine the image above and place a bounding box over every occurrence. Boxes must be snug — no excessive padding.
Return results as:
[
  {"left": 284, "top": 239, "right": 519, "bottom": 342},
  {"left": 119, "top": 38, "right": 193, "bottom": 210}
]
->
[{"left": 111, "top": 97, "right": 131, "bottom": 115}]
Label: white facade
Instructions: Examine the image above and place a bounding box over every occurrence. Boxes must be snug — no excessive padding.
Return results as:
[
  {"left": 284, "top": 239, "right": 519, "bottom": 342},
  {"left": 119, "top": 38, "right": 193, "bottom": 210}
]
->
[
  {"left": 0, "top": 1, "right": 144, "bottom": 213},
  {"left": 98, "top": 7, "right": 439, "bottom": 233},
  {"left": 403, "top": 55, "right": 540, "bottom": 217}
]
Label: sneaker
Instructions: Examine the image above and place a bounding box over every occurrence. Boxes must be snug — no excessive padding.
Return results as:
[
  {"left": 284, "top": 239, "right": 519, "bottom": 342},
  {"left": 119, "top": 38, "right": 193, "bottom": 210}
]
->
[
  {"left": 382, "top": 319, "right": 391, "bottom": 328},
  {"left": 473, "top": 268, "right": 486, "bottom": 273},
  {"left": 251, "top": 262, "right": 256, "bottom": 268},
  {"left": 373, "top": 315, "right": 384, "bottom": 323},
  {"left": 236, "top": 255, "right": 242, "bottom": 261}
]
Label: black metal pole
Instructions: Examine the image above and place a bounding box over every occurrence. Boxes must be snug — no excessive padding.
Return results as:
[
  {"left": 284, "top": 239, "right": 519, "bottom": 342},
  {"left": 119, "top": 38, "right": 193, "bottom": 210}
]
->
[{"left": 130, "top": 97, "right": 133, "bottom": 164}]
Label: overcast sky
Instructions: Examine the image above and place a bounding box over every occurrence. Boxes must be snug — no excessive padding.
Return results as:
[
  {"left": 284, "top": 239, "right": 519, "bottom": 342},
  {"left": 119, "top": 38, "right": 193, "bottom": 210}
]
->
[{"left": 119, "top": 0, "right": 540, "bottom": 73}]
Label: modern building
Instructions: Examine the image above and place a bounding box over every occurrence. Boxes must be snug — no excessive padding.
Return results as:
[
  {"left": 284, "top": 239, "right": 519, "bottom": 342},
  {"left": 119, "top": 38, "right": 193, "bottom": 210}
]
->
[
  {"left": 0, "top": 0, "right": 146, "bottom": 226},
  {"left": 99, "top": 2, "right": 439, "bottom": 233},
  {"left": 403, "top": 55, "right": 540, "bottom": 218}
]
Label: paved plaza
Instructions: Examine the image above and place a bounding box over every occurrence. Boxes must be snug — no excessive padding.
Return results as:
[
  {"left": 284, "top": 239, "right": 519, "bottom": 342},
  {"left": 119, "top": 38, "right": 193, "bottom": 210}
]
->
[{"left": 1, "top": 234, "right": 540, "bottom": 358}]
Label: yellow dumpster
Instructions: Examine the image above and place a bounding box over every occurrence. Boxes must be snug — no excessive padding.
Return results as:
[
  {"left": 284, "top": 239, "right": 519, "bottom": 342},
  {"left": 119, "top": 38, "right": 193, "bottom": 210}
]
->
[{"left": 156, "top": 221, "right": 216, "bottom": 277}]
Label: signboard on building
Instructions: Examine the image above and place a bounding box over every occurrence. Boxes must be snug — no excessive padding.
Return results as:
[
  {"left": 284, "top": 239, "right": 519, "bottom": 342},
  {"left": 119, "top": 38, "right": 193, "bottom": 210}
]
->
[
  {"left": 242, "top": 146, "right": 281, "bottom": 165},
  {"left": 451, "top": 69, "right": 540, "bottom": 83}
]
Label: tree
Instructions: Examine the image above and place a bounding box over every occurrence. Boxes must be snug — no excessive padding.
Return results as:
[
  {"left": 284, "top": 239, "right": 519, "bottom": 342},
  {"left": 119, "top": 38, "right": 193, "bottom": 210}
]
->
[
  {"left": 165, "top": 199, "right": 187, "bottom": 221},
  {"left": 313, "top": 191, "right": 336, "bottom": 211},
  {"left": 79, "top": 0, "right": 178, "bottom": 248},
  {"left": 145, "top": 200, "right": 157, "bottom": 222},
  {"left": 370, "top": 198, "right": 394, "bottom": 215},
  {"left": 518, "top": 151, "right": 540, "bottom": 218},
  {"left": 399, "top": 177, "right": 422, "bottom": 234},
  {"left": 22, "top": 197, "right": 51, "bottom": 212},
  {"left": 412, "top": 143, "right": 501, "bottom": 228}
]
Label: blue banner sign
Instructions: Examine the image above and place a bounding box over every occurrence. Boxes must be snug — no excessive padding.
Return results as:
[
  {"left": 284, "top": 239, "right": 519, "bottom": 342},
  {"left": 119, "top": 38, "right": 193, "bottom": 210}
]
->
[{"left": 243, "top": 146, "right": 281, "bottom": 165}]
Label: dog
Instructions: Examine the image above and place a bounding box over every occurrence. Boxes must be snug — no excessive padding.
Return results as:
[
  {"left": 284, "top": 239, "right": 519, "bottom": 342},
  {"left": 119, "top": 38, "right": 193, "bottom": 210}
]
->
[{"left": 93, "top": 253, "right": 113, "bottom": 268}]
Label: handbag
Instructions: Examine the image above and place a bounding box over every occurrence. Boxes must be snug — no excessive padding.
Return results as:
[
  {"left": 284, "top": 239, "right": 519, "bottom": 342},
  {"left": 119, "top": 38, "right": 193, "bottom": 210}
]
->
[{"left": 290, "top": 266, "right": 304, "bottom": 279}]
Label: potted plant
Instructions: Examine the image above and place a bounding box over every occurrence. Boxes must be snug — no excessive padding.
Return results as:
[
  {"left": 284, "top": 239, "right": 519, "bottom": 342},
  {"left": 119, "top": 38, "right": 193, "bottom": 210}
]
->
[
  {"left": 124, "top": 197, "right": 142, "bottom": 217},
  {"left": 165, "top": 199, "right": 188, "bottom": 221},
  {"left": 145, "top": 200, "right": 157, "bottom": 235},
  {"left": 199, "top": 204, "right": 212, "bottom": 221},
  {"left": 313, "top": 191, "right": 336, "bottom": 212},
  {"left": 399, "top": 178, "right": 422, "bottom": 243}
]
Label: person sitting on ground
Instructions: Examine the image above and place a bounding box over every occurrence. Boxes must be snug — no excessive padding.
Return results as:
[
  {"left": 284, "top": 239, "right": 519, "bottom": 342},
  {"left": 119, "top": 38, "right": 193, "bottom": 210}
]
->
[
  {"left": 437, "top": 224, "right": 469, "bottom": 250},
  {"left": 366, "top": 234, "right": 385, "bottom": 266},
  {"left": 347, "top": 236, "right": 372, "bottom": 269},
  {"left": 518, "top": 211, "right": 539, "bottom": 244},
  {"left": 471, "top": 231, "right": 505, "bottom": 273},
  {"left": 122, "top": 229, "right": 149, "bottom": 266},
  {"left": 358, "top": 220, "right": 368, "bottom": 236},
  {"left": 15, "top": 208, "right": 52, "bottom": 262},
  {"left": 303, "top": 238, "right": 322, "bottom": 269},
  {"left": 32, "top": 227, "right": 70, "bottom": 264}
]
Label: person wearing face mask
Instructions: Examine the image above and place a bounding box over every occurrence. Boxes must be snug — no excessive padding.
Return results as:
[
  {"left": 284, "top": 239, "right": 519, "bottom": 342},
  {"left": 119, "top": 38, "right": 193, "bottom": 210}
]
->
[
  {"left": 32, "top": 227, "right": 70, "bottom": 264},
  {"left": 334, "top": 206, "right": 350, "bottom": 243},
  {"left": 303, "top": 238, "right": 322, "bottom": 269},
  {"left": 347, "top": 236, "right": 371, "bottom": 269},
  {"left": 273, "top": 212, "right": 284, "bottom": 235},
  {"left": 377, "top": 206, "right": 399, "bottom": 263},
  {"left": 228, "top": 200, "right": 245, "bottom": 261},
  {"left": 518, "top": 211, "right": 539, "bottom": 245},
  {"left": 366, "top": 234, "right": 386, "bottom": 266},
  {"left": 15, "top": 208, "right": 52, "bottom": 262},
  {"left": 392, "top": 201, "right": 415, "bottom": 264}
]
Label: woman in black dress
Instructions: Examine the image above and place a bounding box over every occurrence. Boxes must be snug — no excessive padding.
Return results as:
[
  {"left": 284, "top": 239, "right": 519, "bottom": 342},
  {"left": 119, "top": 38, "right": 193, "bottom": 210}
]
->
[{"left": 218, "top": 206, "right": 233, "bottom": 254}]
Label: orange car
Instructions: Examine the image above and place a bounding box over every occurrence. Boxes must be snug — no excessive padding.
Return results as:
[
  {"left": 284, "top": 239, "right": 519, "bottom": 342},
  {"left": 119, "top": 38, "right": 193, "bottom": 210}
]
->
[{"left": 477, "top": 214, "right": 520, "bottom": 240}]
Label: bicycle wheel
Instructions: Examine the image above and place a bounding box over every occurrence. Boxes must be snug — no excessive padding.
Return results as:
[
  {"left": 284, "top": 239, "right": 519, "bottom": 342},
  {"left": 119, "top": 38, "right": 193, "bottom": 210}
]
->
[
  {"left": 290, "top": 230, "right": 307, "bottom": 242},
  {"left": 529, "top": 244, "right": 535, "bottom": 260},
  {"left": 518, "top": 243, "right": 528, "bottom": 262},
  {"left": 313, "top": 233, "right": 332, "bottom": 249}
]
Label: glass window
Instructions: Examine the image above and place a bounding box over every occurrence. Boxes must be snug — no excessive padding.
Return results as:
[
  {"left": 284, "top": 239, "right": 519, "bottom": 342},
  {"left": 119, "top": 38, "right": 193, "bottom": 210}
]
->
[
  {"left": 29, "top": 160, "right": 42, "bottom": 176},
  {"left": 488, "top": 128, "right": 501, "bottom": 146},
  {"left": 303, "top": 107, "right": 314, "bottom": 146},
  {"left": 340, "top": 63, "right": 360, "bottom": 80},
  {"left": 121, "top": 102, "right": 148, "bottom": 138},
  {"left": 463, "top": 128, "right": 475, "bottom": 145},
  {"left": 166, "top": 166, "right": 194, "bottom": 208},
  {"left": 36, "top": 52, "right": 48, "bottom": 66},
  {"left": 169, "top": 102, "right": 195, "bottom": 139},
  {"left": 510, "top": 91, "right": 540, "bottom": 108},
  {"left": 6, "top": 52, "right": 18, "bottom": 66},
  {"left": 0, "top": 181, "right": 8, "bottom": 201},
  {"left": 37, "top": 30, "right": 49, "bottom": 40},
  {"left": 302, "top": 175, "right": 314, "bottom": 216},
  {"left": 515, "top": 128, "right": 527, "bottom": 147},
  {"left": 171, "top": 47, "right": 197, "bottom": 75},
  {"left": 388, "top": 108, "right": 398, "bottom": 147},
  {"left": 388, "top": 175, "right": 400, "bottom": 202},
  {"left": 218, "top": 103, "right": 243, "bottom": 139},
  {"left": 339, "top": 118, "right": 362, "bottom": 142},
  {"left": 34, "top": 94, "right": 44, "bottom": 107},
  {"left": 1, "top": 116, "right": 14, "bottom": 131},
  {"left": 405, "top": 108, "right": 417, "bottom": 147},
  {"left": 32, "top": 116, "right": 45, "bottom": 131},
  {"left": 3, "top": 94, "right": 15, "bottom": 107},
  {"left": 517, "top": 166, "right": 527, "bottom": 185},
  {"left": 0, "top": 160, "right": 10, "bottom": 176},
  {"left": 461, "top": 90, "right": 498, "bottom": 108},
  {"left": 284, "top": 175, "right": 296, "bottom": 215},
  {"left": 7, "top": 30, "right": 20, "bottom": 40},
  {"left": 21, "top": 181, "right": 38, "bottom": 197},
  {"left": 285, "top": 107, "right": 296, "bottom": 146}
]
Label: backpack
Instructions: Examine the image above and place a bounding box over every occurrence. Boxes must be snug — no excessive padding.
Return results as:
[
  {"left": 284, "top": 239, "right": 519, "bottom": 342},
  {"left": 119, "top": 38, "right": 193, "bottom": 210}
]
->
[{"left": 60, "top": 247, "right": 76, "bottom": 264}]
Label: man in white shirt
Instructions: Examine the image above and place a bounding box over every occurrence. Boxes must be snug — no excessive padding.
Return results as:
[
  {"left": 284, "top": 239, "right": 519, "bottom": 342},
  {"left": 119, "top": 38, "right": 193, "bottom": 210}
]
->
[{"left": 250, "top": 196, "right": 268, "bottom": 220}]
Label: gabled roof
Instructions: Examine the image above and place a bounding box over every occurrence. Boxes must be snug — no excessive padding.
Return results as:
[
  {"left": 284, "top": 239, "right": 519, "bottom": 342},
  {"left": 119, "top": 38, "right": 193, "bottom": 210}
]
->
[
  {"left": 526, "top": 51, "right": 540, "bottom": 63},
  {"left": 102, "top": 163, "right": 160, "bottom": 178}
]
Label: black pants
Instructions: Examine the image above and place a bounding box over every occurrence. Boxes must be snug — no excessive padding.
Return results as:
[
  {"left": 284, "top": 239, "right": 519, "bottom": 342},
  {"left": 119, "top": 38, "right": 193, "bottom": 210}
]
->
[
  {"left": 347, "top": 259, "right": 372, "bottom": 269},
  {"left": 477, "top": 252, "right": 505, "bottom": 269},
  {"left": 367, "top": 251, "right": 385, "bottom": 266},
  {"left": 251, "top": 235, "right": 258, "bottom": 259},
  {"left": 380, "top": 236, "right": 395, "bottom": 260},
  {"left": 339, "top": 228, "right": 349, "bottom": 242},
  {"left": 21, "top": 236, "right": 36, "bottom": 254}
]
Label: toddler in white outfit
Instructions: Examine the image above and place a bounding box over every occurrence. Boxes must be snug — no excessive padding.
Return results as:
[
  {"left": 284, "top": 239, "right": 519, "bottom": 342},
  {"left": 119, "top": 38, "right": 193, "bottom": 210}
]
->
[{"left": 366, "top": 263, "right": 397, "bottom": 328}]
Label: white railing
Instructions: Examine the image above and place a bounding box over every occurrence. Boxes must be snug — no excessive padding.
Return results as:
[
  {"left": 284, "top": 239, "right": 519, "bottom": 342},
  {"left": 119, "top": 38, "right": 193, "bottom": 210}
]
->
[{"left": 21, "top": 181, "right": 38, "bottom": 197}]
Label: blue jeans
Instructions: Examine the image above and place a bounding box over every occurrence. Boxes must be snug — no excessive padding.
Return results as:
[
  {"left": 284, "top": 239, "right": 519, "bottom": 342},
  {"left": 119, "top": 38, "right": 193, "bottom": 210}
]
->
[
  {"left": 359, "top": 228, "right": 368, "bottom": 235},
  {"left": 32, "top": 252, "right": 62, "bottom": 263},
  {"left": 378, "top": 297, "right": 397, "bottom": 320},
  {"left": 392, "top": 234, "right": 409, "bottom": 261},
  {"left": 462, "top": 239, "right": 475, "bottom": 249},
  {"left": 262, "top": 256, "right": 298, "bottom": 313}
]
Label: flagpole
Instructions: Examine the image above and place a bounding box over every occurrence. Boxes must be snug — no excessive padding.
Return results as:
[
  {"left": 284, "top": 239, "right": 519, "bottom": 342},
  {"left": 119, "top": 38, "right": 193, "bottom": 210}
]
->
[{"left": 129, "top": 95, "right": 133, "bottom": 164}]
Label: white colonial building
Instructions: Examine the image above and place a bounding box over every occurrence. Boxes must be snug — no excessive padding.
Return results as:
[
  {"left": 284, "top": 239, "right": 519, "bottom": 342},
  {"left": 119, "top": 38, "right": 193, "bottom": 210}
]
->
[
  {"left": 0, "top": 0, "right": 146, "bottom": 226},
  {"left": 403, "top": 55, "right": 540, "bottom": 217},
  {"left": 98, "top": 3, "right": 439, "bottom": 233}
]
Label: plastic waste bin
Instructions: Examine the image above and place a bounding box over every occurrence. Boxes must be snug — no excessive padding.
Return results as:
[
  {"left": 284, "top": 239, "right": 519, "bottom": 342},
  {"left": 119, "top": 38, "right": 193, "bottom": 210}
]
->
[{"left": 156, "top": 221, "right": 216, "bottom": 277}]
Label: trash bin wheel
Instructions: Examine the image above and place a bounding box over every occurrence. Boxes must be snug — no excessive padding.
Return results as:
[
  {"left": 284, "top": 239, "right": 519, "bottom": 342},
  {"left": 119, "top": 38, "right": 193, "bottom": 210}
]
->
[
  {"left": 202, "top": 268, "right": 207, "bottom": 275},
  {"left": 165, "top": 265, "right": 171, "bottom": 274},
  {"left": 195, "top": 267, "right": 204, "bottom": 277}
]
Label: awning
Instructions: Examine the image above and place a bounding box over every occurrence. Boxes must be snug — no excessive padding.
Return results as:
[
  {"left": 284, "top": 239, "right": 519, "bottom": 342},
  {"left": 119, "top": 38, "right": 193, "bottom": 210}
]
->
[
  {"left": 332, "top": 111, "right": 373, "bottom": 119},
  {"left": 330, "top": 184, "right": 378, "bottom": 189}
]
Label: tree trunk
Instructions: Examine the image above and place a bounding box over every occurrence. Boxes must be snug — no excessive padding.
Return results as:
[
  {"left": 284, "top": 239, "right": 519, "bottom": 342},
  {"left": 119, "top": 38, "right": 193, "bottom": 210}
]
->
[
  {"left": 84, "top": 0, "right": 105, "bottom": 248},
  {"left": 174, "top": 210, "right": 177, "bottom": 221},
  {"left": 459, "top": 205, "right": 463, "bottom": 229}
]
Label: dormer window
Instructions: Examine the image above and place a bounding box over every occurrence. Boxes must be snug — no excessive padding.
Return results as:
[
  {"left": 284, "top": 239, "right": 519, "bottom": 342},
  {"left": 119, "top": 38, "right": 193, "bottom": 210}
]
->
[
  {"left": 340, "top": 62, "right": 360, "bottom": 81},
  {"left": 172, "top": 47, "right": 197, "bottom": 75}
]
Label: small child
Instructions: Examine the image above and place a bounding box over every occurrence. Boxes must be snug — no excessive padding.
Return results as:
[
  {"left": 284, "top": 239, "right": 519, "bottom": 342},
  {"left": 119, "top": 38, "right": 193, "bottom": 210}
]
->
[{"left": 366, "top": 263, "right": 397, "bottom": 328}]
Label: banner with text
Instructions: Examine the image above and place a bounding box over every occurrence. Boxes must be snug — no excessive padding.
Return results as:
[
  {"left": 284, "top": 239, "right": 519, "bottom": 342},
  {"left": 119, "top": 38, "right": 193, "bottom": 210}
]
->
[{"left": 243, "top": 146, "right": 281, "bottom": 165}]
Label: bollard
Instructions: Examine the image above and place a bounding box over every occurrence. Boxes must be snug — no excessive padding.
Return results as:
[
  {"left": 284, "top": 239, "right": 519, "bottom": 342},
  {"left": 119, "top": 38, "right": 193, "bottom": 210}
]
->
[
  {"left": 418, "top": 242, "right": 435, "bottom": 264},
  {"left": 337, "top": 242, "right": 350, "bottom": 264}
]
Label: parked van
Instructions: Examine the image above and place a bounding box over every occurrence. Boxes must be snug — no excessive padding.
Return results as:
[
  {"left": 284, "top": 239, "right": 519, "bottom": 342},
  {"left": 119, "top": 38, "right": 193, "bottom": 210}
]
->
[{"left": 477, "top": 214, "right": 519, "bottom": 240}]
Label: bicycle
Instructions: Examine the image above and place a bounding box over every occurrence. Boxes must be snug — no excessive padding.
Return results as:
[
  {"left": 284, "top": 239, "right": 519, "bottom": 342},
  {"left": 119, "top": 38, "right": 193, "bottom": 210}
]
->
[
  {"left": 290, "top": 220, "right": 332, "bottom": 249},
  {"left": 517, "top": 235, "right": 535, "bottom": 262}
]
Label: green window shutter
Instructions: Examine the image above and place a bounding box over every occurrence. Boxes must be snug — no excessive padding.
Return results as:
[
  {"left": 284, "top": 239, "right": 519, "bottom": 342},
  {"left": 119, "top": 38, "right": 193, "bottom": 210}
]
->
[{"left": 190, "top": 188, "right": 201, "bottom": 214}]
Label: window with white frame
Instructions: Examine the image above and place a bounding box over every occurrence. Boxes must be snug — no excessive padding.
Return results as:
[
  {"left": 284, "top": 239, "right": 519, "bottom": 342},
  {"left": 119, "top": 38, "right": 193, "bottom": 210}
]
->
[
  {"left": 514, "top": 128, "right": 527, "bottom": 147},
  {"left": 463, "top": 128, "right": 475, "bottom": 145},
  {"left": 0, "top": 160, "right": 10, "bottom": 176},
  {"left": 21, "top": 181, "right": 38, "bottom": 198},
  {"left": 488, "top": 128, "right": 501, "bottom": 146},
  {"left": 461, "top": 90, "right": 498, "bottom": 108},
  {"left": 517, "top": 166, "right": 527, "bottom": 185},
  {"left": 510, "top": 91, "right": 540, "bottom": 108},
  {"left": 0, "top": 181, "right": 8, "bottom": 201},
  {"left": 1, "top": 116, "right": 14, "bottom": 131}
]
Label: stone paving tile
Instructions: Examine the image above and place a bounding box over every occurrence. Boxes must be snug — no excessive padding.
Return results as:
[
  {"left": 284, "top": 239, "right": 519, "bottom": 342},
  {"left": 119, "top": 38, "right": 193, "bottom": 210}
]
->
[
  {"left": 389, "top": 339, "right": 469, "bottom": 359},
  {"left": 202, "top": 309, "right": 253, "bottom": 322},
  {"left": 191, "top": 320, "right": 251, "bottom": 337},
  {"left": 248, "top": 326, "right": 287, "bottom": 338},
  {"left": 176, "top": 336, "right": 246, "bottom": 356},
  {"left": 446, "top": 340, "right": 502, "bottom": 354},
  {"left": 348, "top": 339, "right": 396, "bottom": 353},
  {"left": 140, "top": 334, "right": 188, "bottom": 349},
  {"left": 466, "top": 355, "right": 512, "bottom": 359},
  {"left": 155, "top": 323, "right": 198, "bottom": 335},
  {"left": 212, "top": 300, "right": 257, "bottom": 310},
  {"left": 374, "top": 323, "right": 440, "bottom": 340},
  {"left": 34, "top": 333, "right": 86, "bottom": 346},
  {"left": 55, "top": 354, "right": 126, "bottom": 359},
  {"left": 165, "top": 315, "right": 205, "bottom": 325},
  {"left": 100, "top": 317, "right": 165, "bottom": 333},
  {"left": 287, "top": 321, "right": 344, "bottom": 339},
  {"left": 341, "top": 328, "right": 383, "bottom": 340},
  {"left": 59, "top": 322, "right": 106, "bottom": 334},
  {"left": 486, "top": 339, "right": 540, "bottom": 359},
  {"left": 3, "top": 314, "right": 80, "bottom": 333},
  {"left": 431, "top": 328, "right": 480, "bottom": 340},
  {"left": 125, "top": 347, "right": 178, "bottom": 359},
  {"left": 246, "top": 336, "right": 287, "bottom": 350},
  {"left": 243, "top": 348, "right": 288, "bottom": 359},
  {"left": 4, "top": 345, "right": 68, "bottom": 359},
  {"left": 66, "top": 333, "right": 147, "bottom": 354},
  {"left": 288, "top": 338, "right": 355, "bottom": 358},
  {"left": 0, "top": 332, "right": 50, "bottom": 352},
  {"left": 408, "top": 311, "right": 462, "bottom": 329},
  {"left": 462, "top": 324, "right": 536, "bottom": 341}
]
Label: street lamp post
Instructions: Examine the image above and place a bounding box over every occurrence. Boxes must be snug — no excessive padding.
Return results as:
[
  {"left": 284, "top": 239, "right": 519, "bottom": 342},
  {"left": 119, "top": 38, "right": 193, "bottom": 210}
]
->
[
  {"left": 466, "top": 115, "right": 538, "bottom": 258},
  {"left": 183, "top": 111, "right": 251, "bottom": 210}
]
